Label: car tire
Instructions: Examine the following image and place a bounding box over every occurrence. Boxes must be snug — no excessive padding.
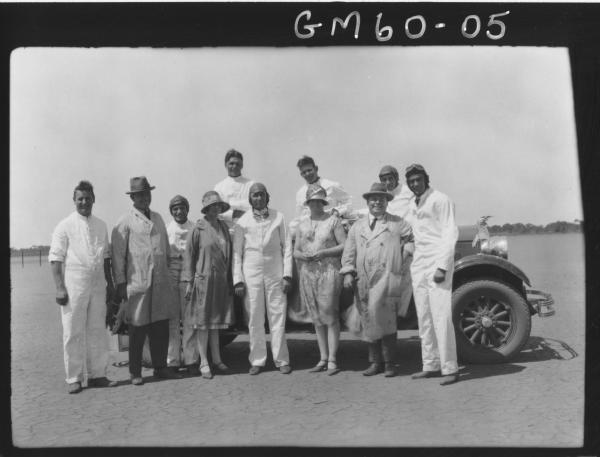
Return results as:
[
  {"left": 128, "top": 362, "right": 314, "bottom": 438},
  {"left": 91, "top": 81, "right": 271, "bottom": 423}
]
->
[{"left": 452, "top": 279, "right": 531, "bottom": 364}]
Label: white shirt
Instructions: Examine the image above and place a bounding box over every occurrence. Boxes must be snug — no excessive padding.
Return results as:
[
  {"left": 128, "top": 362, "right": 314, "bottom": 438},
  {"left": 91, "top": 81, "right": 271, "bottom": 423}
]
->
[
  {"left": 166, "top": 219, "right": 194, "bottom": 261},
  {"left": 292, "top": 177, "right": 352, "bottom": 232},
  {"left": 407, "top": 187, "right": 459, "bottom": 272},
  {"left": 214, "top": 175, "right": 255, "bottom": 227},
  {"left": 48, "top": 211, "right": 110, "bottom": 274},
  {"left": 387, "top": 183, "right": 414, "bottom": 219}
]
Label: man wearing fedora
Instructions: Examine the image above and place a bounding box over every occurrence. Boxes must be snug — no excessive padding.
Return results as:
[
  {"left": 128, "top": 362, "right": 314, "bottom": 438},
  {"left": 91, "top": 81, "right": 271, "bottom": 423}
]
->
[
  {"left": 112, "top": 176, "right": 182, "bottom": 385},
  {"left": 341, "top": 182, "right": 414, "bottom": 377},
  {"left": 233, "top": 182, "right": 293, "bottom": 375},
  {"left": 49, "top": 180, "right": 118, "bottom": 393},
  {"left": 165, "top": 194, "right": 194, "bottom": 371},
  {"left": 405, "top": 164, "right": 460, "bottom": 386}
]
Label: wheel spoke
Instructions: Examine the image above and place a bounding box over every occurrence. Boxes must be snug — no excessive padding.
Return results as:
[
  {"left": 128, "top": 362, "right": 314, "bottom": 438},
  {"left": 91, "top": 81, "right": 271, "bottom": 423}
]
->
[
  {"left": 488, "top": 329, "right": 500, "bottom": 346},
  {"left": 463, "top": 323, "right": 478, "bottom": 332},
  {"left": 490, "top": 303, "right": 501, "bottom": 314},
  {"left": 493, "top": 310, "right": 508, "bottom": 319},
  {"left": 495, "top": 320, "right": 511, "bottom": 326},
  {"left": 463, "top": 317, "right": 477, "bottom": 323},
  {"left": 481, "top": 332, "right": 488, "bottom": 346},
  {"left": 493, "top": 326, "right": 507, "bottom": 339},
  {"left": 469, "top": 328, "right": 482, "bottom": 344}
]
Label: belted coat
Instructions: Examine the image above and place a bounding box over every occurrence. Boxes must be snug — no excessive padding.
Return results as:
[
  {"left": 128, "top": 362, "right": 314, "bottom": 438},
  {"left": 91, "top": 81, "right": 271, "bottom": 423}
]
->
[{"left": 340, "top": 213, "right": 414, "bottom": 341}]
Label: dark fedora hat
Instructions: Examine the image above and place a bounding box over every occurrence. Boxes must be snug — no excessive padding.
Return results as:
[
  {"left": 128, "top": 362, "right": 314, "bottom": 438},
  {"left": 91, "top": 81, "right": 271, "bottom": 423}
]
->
[
  {"left": 362, "top": 182, "right": 393, "bottom": 201},
  {"left": 126, "top": 176, "right": 156, "bottom": 194}
]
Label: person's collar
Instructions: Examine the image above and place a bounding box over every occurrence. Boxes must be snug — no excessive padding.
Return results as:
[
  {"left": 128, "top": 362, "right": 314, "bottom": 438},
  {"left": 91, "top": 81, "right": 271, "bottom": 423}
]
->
[
  {"left": 414, "top": 187, "right": 433, "bottom": 205},
  {"left": 368, "top": 212, "right": 385, "bottom": 224},
  {"left": 75, "top": 211, "right": 91, "bottom": 221},
  {"left": 252, "top": 207, "right": 269, "bottom": 219},
  {"left": 227, "top": 174, "right": 244, "bottom": 182},
  {"left": 132, "top": 206, "right": 152, "bottom": 220}
]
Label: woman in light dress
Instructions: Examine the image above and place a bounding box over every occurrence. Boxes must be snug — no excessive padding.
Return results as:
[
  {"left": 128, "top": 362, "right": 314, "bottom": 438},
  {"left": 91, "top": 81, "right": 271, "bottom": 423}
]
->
[{"left": 293, "top": 184, "right": 347, "bottom": 375}]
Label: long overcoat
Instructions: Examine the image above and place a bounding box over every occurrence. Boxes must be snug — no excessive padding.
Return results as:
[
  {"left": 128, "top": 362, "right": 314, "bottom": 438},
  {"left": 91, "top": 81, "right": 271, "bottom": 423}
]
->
[
  {"left": 111, "top": 207, "right": 175, "bottom": 326},
  {"left": 340, "top": 212, "right": 413, "bottom": 342},
  {"left": 181, "top": 218, "right": 234, "bottom": 329}
]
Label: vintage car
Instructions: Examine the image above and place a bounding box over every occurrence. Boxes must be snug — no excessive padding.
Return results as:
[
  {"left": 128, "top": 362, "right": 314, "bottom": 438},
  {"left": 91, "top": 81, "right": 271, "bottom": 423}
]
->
[{"left": 220, "top": 217, "right": 555, "bottom": 365}]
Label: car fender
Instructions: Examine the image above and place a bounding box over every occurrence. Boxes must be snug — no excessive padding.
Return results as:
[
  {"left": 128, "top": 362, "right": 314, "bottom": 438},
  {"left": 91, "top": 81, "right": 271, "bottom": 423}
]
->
[{"left": 454, "top": 253, "right": 531, "bottom": 288}]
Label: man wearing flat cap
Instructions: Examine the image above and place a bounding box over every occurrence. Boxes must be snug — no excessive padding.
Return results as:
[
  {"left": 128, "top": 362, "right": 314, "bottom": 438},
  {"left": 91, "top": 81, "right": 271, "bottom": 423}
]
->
[
  {"left": 341, "top": 182, "right": 414, "bottom": 377},
  {"left": 111, "top": 176, "right": 182, "bottom": 385},
  {"left": 405, "top": 164, "right": 460, "bottom": 386},
  {"left": 165, "top": 194, "right": 194, "bottom": 371},
  {"left": 233, "top": 182, "right": 293, "bottom": 375}
]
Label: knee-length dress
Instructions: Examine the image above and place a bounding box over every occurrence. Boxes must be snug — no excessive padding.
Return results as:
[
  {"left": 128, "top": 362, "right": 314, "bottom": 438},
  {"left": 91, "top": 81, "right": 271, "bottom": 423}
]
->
[
  {"left": 295, "top": 215, "right": 343, "bottom": 326},
  {"left": 182, "top": 218, "right": 234, "bottom": 330}
]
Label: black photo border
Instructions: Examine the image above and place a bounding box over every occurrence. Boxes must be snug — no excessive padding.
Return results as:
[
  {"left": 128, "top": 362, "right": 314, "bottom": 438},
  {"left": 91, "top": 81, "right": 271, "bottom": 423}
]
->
[{"left": 1, "top": 2, "right": 599, "bottom": 457}]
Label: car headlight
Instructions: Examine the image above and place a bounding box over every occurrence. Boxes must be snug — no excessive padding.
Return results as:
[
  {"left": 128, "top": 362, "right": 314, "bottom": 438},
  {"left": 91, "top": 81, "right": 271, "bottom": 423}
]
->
[{"left": 481, "top": 236, "right": 508, "bottom": 259}]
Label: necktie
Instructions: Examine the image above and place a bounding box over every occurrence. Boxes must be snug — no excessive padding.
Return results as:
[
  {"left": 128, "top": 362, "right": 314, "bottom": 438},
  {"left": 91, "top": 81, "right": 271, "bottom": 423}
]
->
[
  {"left": 415, "top": 197, "right": 420, "bottom": 206},
  {"left": 370, "top": 218, "right": 377, "bottom": 231}
]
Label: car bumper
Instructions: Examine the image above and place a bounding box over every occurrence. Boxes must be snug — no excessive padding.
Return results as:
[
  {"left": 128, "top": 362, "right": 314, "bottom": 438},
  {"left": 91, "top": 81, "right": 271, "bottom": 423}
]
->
[{"left": 526, "top": 289, "right": 555, "bottom": 317}]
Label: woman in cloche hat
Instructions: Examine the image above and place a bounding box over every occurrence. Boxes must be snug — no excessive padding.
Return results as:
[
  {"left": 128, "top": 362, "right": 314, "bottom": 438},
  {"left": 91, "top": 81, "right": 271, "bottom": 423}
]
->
[
  {"left": 181, "top": 191, "right": 235, "bottom": 379},
  {"left": 293, "top": 184, "right": 347, "bottom": 375}
]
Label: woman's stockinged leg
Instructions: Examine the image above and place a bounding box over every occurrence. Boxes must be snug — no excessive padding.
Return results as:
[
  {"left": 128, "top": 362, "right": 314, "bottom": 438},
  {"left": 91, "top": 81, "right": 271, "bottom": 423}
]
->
[
  {"left": 197, "top": 329, "right": 209, "bottom": 368},
  {"left": 315, "top": 324, "right": 329, "bottom": 362},
  {"left": 327, "top": 322, "right": 340, "bottom": 363},
  {"left": 209, "top": 330, "right": 221, "bottom": 365}
]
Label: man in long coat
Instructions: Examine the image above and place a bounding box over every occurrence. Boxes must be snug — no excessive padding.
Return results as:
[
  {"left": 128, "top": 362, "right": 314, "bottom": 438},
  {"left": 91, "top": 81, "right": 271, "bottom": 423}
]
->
[
  {"left": 112, "top": 176, "right": 181, "bottom": 385},
  {"left": 341, "top": 182, "right": 414, "bottom": 378}
]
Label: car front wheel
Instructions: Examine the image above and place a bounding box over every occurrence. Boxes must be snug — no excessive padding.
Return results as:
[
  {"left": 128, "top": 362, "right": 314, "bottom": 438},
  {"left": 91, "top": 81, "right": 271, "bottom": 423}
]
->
[{"left": 452, "top": 279, "right": 531, "bottom": 364}]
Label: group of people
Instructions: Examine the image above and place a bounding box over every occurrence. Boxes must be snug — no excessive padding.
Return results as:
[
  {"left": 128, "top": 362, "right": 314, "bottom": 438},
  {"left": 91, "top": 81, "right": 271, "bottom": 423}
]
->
[{"left": 49, "top": 149, "right": 460, "bottom": 394}]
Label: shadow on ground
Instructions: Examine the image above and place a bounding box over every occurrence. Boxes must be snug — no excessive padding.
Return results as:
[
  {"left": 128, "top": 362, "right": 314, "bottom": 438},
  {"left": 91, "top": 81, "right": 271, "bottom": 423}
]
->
[{"left": 512, "top": 336, "right": 578, "bottom": 363}]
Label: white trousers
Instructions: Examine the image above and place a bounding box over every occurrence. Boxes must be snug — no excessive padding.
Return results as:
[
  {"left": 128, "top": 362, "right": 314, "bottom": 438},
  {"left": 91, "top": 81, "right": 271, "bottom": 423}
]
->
[
  {"left": 244, "top": 275, "right": 289, "bottom": 367},
  {"left": 167, "top": 266, "right": 186, "bottom": 367},
  {"left": 411, "top": 266, "right": 458, "bottom": 375},
  {"left": 61, "top": 270, "right": 109, "bottom": 384}
]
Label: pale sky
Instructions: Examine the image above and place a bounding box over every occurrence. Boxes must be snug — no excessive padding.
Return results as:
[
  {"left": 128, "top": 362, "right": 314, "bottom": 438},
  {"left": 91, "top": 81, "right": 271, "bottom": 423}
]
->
[{"left": 10, "top": 46, "right": 581, "bottom": 248}]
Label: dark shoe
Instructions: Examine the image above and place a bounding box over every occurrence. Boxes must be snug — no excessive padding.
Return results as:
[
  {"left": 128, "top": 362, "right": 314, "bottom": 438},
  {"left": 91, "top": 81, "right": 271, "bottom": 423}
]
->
[
  {"left": 88, "top": 377, "right": 118, "bottom": 388},
  {"left": 213, "top": 362, "right": 231, "bottom": 374},
  {"left": 362, "top": 363, "right": 383, "bottom": 376},
  {"left": 154, "top": 367, "right": 183, "bottom": 380},
  {"left": 67, "top": 382, "right": 82, "bottom": 394},
  {"left": 279, "top": 365, "right": 292, "bottom": 375},
  {"left": 309, "top": 360, "right": 327, "bottom": 373},
  {"left": 249, "top": 366, "right": 261, "bottom": 375},
  {"left": 326, "top": 361, "right": 340, "bottom": 376},
  {"left": 411, "top": 370, "right": 441, "bottom": 379},
  {"left": 440, "top": 373, "right": 459, "bottom": 386},
  {"left": 383, "top": 363, "right": 397, "bottom": 378},
  {"left": 130, "top": 376, "right": 144, "bottom": 386},
  {"left": 186, "top": 364, "right": 201, "bottom": 376}
]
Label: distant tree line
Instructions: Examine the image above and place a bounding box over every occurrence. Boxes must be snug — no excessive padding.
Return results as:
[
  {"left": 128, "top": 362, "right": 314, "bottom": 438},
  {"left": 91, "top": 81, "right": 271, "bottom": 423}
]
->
[
  {"left": 488, "top": 220, "right": 583, "bottom": 235},
  {"left": 10, "top": 245, "right": 50, "bottom": 257},
  {"left": 10, "top": 219, "right": 583, "bottom": 255}
]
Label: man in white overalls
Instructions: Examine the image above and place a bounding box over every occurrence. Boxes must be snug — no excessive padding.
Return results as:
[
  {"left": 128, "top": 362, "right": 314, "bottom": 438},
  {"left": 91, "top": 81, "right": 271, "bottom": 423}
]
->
[{"left": 405, "top": 164, "right": 460, "bottom": 386}]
